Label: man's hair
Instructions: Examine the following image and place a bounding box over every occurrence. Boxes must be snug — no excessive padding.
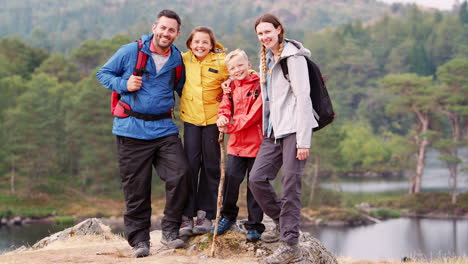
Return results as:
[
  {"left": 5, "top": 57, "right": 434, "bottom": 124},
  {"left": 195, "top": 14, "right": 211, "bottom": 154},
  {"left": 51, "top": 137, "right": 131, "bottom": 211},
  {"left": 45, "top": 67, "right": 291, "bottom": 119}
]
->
[
  {"left": 156, "top": 9, "right": 182, "bottom": 31},
  {"left": 225, "top": 49, "right": 249, "bottom": 66}
]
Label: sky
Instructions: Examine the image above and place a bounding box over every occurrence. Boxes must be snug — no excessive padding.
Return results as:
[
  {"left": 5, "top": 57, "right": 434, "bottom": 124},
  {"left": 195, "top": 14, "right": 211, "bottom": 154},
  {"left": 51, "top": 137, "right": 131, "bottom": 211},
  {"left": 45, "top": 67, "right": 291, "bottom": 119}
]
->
[{"left": 377, "top": 0, "right": 458, "bottom": 10}]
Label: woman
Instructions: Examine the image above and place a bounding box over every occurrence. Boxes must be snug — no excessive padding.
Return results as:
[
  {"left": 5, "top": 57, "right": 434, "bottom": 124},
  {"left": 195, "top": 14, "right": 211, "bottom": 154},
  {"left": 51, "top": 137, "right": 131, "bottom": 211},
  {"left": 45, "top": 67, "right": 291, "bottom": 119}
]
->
[{"left": 248, "top": 13, "right": 319, "bottom": 264}]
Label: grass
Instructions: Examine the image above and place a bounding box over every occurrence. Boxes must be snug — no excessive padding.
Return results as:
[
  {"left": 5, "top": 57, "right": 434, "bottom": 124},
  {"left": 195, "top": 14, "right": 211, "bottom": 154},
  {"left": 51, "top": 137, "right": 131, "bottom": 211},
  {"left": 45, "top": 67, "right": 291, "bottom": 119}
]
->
[
  {"left": 373, "top": 192, "right": 468, "bottom": 215},
  {"left": 369, "top": 208, "right": 401, "bottom": 219},
  {"left": 0, "top": 188, "right": 125, "bottom": 219},
  {"left": 53, "top": 216, "right": 76, "bottom": 225},
  {"left": 302, "top": 189, "right": 467, "bottom": 222}
]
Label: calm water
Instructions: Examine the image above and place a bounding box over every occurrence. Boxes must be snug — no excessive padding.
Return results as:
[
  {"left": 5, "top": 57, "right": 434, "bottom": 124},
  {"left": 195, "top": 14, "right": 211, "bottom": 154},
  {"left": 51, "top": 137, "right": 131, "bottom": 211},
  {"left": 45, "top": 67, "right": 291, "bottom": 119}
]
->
[
  {"left": 1, "top": 218, "right": 467, "bottom": 260},
  {"left": 0, "top": 222, "right": 74, "bottom": 253},
  {"left": 322, "top": 150, "right": 468, "bottom": 193},
  {"left": 305, "top": 218, "right": 468, "bottom": 260},
  {"left": 1, "top": 150, "right": 466, "bottom": 258}
]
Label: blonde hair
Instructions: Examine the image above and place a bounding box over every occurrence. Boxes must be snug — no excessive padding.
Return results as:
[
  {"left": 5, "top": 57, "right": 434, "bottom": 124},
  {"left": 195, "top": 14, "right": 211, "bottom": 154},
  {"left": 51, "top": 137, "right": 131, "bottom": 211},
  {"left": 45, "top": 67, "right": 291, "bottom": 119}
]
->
[
  {"left": 255, "top": 13, "right": 285, "bottom": 83},
  {"left": 225, "top": 49, "right": 249, "bottom": 66}
]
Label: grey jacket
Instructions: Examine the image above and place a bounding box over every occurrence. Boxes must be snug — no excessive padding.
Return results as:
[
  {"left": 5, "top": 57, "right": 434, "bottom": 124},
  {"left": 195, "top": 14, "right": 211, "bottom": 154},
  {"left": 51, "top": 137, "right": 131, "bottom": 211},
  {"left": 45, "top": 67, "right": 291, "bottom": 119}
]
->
[{"left": 261, "top": 39, "right": 319, "bottom": 148}]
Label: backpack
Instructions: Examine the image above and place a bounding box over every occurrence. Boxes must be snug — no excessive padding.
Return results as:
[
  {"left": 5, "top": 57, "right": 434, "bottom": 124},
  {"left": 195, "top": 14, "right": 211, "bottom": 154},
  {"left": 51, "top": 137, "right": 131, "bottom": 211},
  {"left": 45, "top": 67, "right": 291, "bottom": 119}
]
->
[
  {"left": 110, "top": 39, "right": 182, "bottom": 120},
  {"left": 279, "top": 56, "right": 335, "bottom": 131}
]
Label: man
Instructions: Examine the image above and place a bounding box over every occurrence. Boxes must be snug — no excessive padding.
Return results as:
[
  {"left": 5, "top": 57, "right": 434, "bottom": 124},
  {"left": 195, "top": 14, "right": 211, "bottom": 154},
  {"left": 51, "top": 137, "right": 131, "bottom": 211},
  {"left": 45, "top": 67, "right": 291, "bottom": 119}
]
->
[{"left": 97, "top": 9, "right": 188, "bottom": 257}]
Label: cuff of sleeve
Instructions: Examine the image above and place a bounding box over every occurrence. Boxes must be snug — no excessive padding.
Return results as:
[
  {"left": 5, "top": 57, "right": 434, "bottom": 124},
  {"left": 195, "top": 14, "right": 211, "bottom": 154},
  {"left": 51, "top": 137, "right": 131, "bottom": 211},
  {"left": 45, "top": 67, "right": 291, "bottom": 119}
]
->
[{"left": 118, "top": 79, "right": 129, "bottom": 94}]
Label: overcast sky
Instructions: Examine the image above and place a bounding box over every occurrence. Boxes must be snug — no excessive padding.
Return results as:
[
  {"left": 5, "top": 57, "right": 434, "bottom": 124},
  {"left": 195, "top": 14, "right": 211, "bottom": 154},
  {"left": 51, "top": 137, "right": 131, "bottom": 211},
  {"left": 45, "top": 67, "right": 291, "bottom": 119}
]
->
[{"left": 377, "top": 0, "right": 458, "bottom": 10}]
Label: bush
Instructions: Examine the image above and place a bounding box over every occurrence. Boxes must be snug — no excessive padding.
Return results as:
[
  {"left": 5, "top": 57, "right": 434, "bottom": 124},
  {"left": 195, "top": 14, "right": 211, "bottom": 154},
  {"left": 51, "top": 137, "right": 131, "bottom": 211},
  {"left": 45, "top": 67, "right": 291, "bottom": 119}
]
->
[
  {"left": 53, "top": 216, "right": 76, "bottom": 225},
  {"left": 0, "top": 209, "right": 13, "bottom": 219},
  {"left": 369, "top": 208, "right": 400, "bottom": 219}
]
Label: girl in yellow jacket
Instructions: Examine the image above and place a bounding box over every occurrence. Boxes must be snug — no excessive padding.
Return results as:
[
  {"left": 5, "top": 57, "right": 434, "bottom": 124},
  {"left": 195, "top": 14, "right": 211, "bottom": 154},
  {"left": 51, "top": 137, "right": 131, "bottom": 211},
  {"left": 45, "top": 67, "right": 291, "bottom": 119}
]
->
[{"left": 179, "top": 26, "right": 229, "bottom": 236}]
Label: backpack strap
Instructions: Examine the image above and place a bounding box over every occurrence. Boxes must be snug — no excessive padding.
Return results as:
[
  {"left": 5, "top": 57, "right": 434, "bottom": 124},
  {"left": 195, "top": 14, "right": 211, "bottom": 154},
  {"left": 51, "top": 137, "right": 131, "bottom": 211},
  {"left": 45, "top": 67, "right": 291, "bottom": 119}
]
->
[
  {"left": 133, "top": 39, "right": 149, "bottom": 77},
  {"left": 279, "top": 58, "right": 290, "bottom": 82}
]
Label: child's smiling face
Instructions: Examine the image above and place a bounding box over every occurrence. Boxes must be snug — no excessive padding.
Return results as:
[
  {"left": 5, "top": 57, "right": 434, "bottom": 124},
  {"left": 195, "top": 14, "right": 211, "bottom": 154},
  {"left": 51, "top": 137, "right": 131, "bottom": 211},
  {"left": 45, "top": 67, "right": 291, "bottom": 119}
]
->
[
  {"left": 189, "top": 32, "right": 213, "bottom": 61},
  {"left": 227, "top": 55, "right": 251, "bottom": 81}
]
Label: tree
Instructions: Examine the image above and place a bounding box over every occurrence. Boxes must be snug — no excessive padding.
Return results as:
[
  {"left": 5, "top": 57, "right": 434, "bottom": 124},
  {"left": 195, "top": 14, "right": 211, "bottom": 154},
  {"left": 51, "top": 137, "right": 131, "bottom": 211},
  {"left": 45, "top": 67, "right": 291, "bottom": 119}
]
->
[
  {"left": 381, "top": 73, "right": 436, "bottom": 194},
  {"left": 306, "top": 126, "right": 344, "bottom": 205},
  {"left": 0, "top": 38, "right": 49, "bottom": 79},
  {"left": 434, "top": 58, "right": 468, "bottom": 203},
  {"left": 65, "top": 71, "right": 118, "bottom": 193},
  {"left": 338, "top": 121, "right": 393, "bottom": 174},
  {"left": 0, "top": 75, "right": 29, "bottom": 193},
  {"left": 459, "top": 0, "right": 468, "bottom": 24},
  {"left": 3, "top": 74, "right": 65, "bottom": 195},
  {"left": 34, "top": 54, "right": 81, "bottom": 83}
]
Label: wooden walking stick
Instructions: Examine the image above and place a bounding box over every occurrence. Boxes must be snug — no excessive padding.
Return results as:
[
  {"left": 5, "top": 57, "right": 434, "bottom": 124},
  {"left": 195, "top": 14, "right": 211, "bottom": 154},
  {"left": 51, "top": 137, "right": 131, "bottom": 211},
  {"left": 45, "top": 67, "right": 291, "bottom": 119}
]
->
[{"left": 210, "top": 132, "right": 226, "bottom": 257}]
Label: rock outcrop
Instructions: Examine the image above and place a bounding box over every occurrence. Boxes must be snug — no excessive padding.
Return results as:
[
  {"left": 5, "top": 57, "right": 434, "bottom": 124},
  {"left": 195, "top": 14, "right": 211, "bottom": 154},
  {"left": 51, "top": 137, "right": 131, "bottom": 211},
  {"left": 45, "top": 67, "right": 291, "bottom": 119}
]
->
[
  {"left": 31, "top": 218, "right": 112, "bottom": 249},
  {"left": 18, "top": 218, "right": 338, "bottom": 263}
]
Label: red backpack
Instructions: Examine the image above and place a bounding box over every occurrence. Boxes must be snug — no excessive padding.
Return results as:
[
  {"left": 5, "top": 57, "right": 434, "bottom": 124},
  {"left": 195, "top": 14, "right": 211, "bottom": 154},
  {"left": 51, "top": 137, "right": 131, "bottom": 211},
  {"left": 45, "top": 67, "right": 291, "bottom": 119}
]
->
[{"left": 110, "top": 39, "right": 182, "bottom": 121}]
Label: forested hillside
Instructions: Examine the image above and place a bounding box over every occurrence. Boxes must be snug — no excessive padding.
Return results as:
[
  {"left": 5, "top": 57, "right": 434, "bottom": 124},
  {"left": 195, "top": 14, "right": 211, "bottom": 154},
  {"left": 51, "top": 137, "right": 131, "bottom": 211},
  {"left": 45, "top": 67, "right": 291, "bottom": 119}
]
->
[
  {"left": 2, "top": 0, "right": 401, "bottom": 53},
  {"left": 0, "top": 0, "right": 467, "bottom": 204}
]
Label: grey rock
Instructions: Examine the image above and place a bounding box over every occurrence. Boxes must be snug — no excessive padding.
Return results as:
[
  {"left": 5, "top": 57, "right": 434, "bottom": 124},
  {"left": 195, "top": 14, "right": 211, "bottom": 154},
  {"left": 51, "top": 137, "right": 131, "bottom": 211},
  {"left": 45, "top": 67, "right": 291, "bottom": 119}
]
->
[
  {"left": 32, "top": 218, "right": 110, "bottom": 249},
  {"left": 158, "top": 249, "right": 176, "bottom": 255}
]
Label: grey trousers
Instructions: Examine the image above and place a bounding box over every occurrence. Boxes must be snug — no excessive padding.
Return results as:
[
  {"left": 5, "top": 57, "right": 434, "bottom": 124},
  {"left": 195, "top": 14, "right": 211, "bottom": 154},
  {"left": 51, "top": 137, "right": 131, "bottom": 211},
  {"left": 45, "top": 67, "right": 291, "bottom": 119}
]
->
[{"left": 249, "top": 133, "right": 307, "bottom": 245}]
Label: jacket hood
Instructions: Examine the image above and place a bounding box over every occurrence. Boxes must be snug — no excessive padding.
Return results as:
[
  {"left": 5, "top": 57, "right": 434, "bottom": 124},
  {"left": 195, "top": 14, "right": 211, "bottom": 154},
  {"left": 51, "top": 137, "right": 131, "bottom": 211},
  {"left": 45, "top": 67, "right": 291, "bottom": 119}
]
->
[
  {"left": 281, "top": 39, "right": 311, "bottom": 58},
  {"left": 184, "top": 41, "right": 226, "bottom": 63},
  {"left": 214, "top": 42, "right": 226, "bottom": 53},
  {"left": 233, "top": 72, "right": 260, "bottom": 87}
]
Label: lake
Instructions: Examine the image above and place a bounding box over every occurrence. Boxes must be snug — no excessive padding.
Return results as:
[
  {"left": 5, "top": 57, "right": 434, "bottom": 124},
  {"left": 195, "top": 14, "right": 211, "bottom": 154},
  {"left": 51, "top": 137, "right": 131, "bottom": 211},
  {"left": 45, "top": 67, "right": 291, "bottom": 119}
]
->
[
  {"left": 322, "top": 150, "right": 468, "bottom": 193},
  {"left": 1, "top": 150, "right": 466, "bottom": 258},
  {"left": 1, "top": 218, "right": 467, "bottom": 260},
  {"left": 304, "top": 218, "right": 468, "bottom": 260}
]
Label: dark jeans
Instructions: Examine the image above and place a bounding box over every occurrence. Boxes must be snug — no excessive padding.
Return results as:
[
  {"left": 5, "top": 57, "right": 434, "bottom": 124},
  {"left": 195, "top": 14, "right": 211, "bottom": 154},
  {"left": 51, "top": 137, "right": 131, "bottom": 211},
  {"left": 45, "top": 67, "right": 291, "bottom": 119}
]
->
[
  {"left": 249, "top": 133, "right": 307, "bottom": 245},
  {"left": 116, "top": 134, "right": 189, "bottom": 247},
  {"left": 221, "top": 155, "right": 265, "bottom": 233},
  {"left": 183, "top": 122, "right": 220, "bottom": 220}
]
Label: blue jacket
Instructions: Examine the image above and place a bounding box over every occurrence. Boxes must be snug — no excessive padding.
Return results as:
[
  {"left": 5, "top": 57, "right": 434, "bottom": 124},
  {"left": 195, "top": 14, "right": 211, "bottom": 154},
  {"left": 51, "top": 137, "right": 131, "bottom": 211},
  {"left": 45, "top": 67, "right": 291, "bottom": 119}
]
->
[{"left": 97, "top": 34, "right": 185, "bottom": 140}]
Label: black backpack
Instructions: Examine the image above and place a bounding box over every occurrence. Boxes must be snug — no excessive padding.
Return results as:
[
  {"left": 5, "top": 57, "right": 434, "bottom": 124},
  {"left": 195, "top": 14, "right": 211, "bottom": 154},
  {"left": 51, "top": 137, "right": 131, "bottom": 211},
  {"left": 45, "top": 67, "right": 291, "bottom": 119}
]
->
[{"left": 280, "top": 56, "right": 335, "bottom": 131}]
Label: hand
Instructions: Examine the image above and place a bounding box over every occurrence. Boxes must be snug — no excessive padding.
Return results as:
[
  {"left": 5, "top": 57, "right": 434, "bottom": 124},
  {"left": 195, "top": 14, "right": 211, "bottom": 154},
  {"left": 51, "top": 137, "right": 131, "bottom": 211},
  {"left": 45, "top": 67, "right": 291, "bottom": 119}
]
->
[
  {"left": 296, "top": 148, "right": 309, "bottom": 160},
  {"left": 221, "top": 79, "right": 232, "bottom": 94},
  {"left": 127, "top": 75, "right": 142, "bottom": 92},
  {"left": 218, "top": 126, "right": 227, "bottom": 133},
  {"left": 217, "top": 116, "right": 229, "bottom": 127}
]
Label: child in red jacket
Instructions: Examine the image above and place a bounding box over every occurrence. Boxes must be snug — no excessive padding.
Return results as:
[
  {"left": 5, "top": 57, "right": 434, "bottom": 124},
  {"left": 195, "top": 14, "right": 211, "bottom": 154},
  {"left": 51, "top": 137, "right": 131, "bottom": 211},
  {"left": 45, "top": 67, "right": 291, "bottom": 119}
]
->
[{"left": 215, "top": 49, "right": 265, "bottom": 241}]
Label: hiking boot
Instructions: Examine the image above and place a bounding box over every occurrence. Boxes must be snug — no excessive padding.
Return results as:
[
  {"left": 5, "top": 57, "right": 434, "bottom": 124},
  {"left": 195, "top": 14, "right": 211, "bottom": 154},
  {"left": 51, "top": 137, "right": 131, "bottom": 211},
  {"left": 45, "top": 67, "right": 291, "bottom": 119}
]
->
[
  {"left": 262, "top": 242, "right": 303, "bottom": 264},
  {"left": 161, "top": 230, "right": 186, "bottom": 249},
  {"left": 132, "top": 241, "right": 150, "bottom": 258},
  {"left": 212, "top": 217, "right": 235, "bottom": 235},
  {"left": 193, "top": 210, "right": 212, "bottom": 235},
  {"left": 179, "top": 215, "right": 193, "bottom": 236},
  {"left": 246, "top": 229, "right": 261, "bottom": 242},
  {"left": 261, "top": 221, "right": 280, "bottom": 243}
]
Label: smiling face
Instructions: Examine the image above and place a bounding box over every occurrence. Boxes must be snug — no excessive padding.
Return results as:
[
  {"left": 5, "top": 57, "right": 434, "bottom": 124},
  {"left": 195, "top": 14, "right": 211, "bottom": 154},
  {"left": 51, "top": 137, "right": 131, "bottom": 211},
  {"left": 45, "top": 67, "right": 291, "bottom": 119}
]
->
[
  {"left": 189, "top": 32, "right": 213, "bottom": 61},
  {"left": 226, "top": 55, "right": 251, "bottom": 81},
  {"left": 256, "top": 22, "right": 282, "bottom": 52},
  {"left": 152, "top": 16, "right": 180, "bottom": 53}
]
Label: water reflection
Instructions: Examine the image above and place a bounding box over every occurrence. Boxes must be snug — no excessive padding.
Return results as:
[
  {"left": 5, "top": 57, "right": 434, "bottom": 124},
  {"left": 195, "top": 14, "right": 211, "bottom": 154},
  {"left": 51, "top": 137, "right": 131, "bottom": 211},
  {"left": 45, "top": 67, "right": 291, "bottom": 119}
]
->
[
  {"left": 2, "top": 218, "right": 467, "bottom": 259},
  {"left": 0, "top": 223, "right": 74, "bottom": 253},
  {"left": 304, "top": 218, "right": 468, "bottom": 260},
  {"left": 321, "top": 150, "right": 468, "bottom": 193},
  {"left": 322, "top": 167, "right": 468, "bottom": 193}
]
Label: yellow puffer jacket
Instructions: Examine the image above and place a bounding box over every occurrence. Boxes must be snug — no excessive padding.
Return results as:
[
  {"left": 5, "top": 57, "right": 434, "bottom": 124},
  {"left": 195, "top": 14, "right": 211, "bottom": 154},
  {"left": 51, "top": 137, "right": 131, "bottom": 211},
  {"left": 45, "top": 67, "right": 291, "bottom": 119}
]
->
[{"left": 180, "top": 43, "right": 229, "bottom": 126}]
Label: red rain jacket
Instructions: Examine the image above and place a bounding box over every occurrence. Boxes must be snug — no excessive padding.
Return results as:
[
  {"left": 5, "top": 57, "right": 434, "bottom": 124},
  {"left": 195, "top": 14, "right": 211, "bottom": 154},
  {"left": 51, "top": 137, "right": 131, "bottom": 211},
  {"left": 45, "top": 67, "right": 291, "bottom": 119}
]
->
[{"left": 218, "top": 73, "right": 263, "bottom": 157}]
